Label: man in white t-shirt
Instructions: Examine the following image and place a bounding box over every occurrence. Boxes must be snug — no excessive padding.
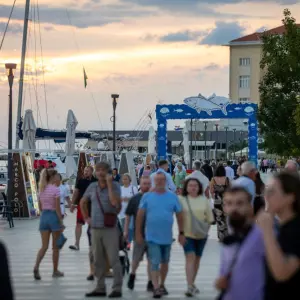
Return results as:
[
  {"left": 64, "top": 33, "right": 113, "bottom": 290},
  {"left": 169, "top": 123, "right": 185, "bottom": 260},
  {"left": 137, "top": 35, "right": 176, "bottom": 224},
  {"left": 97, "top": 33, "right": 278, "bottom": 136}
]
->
[
  {"left": 224, "top": 161, "right": 235, "bottom": 181},
  {"left": 186, "top": 160, "right": 209, "bottom": 198}
]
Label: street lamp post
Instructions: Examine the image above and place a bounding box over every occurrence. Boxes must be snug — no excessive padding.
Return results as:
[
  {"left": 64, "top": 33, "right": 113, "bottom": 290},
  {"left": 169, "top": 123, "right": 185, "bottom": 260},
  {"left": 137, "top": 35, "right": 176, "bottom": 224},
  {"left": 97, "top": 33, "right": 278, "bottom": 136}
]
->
[
  {"left": 215, "top": 123, "right": 219, "bottom": 160},
  {"left": 224, "top": 126, "right": 229, "bottom": 160},
  {"left": 233, "top": 128, "right": 236, "bottom": 159},
  {"left": 204, "top": 121, "right": 208, "bottom": 160},
  {"left": 5, "top": 63, "right": 17, "bottom": 208},
  {"left": 111, "top": 94, "right": 119, "bottom": 153}
]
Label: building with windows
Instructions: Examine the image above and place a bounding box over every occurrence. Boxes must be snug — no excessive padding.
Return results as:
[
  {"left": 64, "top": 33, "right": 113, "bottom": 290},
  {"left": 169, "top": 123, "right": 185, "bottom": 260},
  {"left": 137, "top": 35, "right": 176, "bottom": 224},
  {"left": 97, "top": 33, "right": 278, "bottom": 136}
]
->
[{"left": 227, "top": 25, "right": 299, "bottom": 103}]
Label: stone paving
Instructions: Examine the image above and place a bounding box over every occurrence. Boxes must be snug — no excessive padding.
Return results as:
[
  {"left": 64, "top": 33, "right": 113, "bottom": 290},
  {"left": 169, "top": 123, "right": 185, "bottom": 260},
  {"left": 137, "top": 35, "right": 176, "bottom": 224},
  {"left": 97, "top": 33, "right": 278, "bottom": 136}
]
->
[{"left": 1, "top": 215, "right": 220, "bottom": 300}]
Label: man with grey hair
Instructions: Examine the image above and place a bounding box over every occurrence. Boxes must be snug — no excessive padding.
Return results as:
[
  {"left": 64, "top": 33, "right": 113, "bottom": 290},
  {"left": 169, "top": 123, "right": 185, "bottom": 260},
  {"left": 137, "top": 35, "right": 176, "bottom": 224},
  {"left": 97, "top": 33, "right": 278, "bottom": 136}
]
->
[
  {"left": 186, "top": 160, "right": 209, "bottom": 198},
  {"left": 232, "top": 161, "right": 256, "bottom": 205},
  {"left": 285, "top": 160, "right": 299, "bottom": 174}
]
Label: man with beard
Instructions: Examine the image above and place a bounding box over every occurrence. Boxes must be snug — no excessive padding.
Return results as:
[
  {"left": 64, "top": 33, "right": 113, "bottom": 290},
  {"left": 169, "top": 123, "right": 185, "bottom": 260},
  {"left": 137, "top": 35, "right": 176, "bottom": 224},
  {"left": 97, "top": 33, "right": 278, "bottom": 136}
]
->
[{"left": 215, "top": 186, "right": 265, "bottom": 300}]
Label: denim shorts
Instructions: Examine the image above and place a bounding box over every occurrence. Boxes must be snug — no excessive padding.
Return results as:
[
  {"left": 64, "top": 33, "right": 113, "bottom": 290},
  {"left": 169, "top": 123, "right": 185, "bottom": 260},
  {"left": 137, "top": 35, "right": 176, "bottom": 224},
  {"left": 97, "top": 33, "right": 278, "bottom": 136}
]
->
[
  {"left": 39, "top": 210, "right": 61, "bottom": 232},
  {"left": 147, "top": 242, "right": 171, "bottom": 271},
  {"left": 183, "top": 237, "right": 207, "bottom": 257}
]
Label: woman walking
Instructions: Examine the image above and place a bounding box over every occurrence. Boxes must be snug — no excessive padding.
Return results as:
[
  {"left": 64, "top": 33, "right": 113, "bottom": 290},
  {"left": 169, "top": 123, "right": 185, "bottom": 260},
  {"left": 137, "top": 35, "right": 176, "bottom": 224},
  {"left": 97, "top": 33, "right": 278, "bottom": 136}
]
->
[
  {"left": 33, "top": 169, "right": 64, "bottom": 280},
  {"left": 210, "top": 165, "right": 230, "bottom": 241},
  {"left": 257, "top": 172, "right": 300, "bottom": 300},
  {"left": 120, "top": 173, "right": 138, "bottom": 248},
  {"left": 179, "top": 178, "right": 214, "bottom": 297},
  {"left": 174, "top": 162, "right": 186, "bottom": 194}
]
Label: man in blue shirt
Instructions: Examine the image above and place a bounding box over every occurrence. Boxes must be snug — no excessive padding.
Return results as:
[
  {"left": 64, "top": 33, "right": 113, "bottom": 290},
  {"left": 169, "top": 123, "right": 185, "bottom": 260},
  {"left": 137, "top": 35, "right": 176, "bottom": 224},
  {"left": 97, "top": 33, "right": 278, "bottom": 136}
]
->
[
  {"left": 136, "top": 171, "right": 185, "bottom": 298},
  {"left": 232, "top": 161, "right": 256, "bottom": 205},
  {"left": 150, "top": 160, "right": 176, "bottom": 193}
]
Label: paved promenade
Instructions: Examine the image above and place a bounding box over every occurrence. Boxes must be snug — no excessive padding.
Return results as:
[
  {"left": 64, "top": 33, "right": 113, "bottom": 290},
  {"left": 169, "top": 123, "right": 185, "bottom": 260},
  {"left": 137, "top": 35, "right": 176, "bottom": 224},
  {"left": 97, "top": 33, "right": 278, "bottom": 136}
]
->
[{"left": 1, "top": 215, "right": 219, "bottom": 300}]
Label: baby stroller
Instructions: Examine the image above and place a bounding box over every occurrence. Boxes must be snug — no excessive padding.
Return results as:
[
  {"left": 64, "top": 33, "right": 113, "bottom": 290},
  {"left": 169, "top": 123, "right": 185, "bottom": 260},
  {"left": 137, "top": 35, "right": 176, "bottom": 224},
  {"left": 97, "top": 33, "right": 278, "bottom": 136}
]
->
[{"left": 117, "top": 220, "right": 130, "bottom": 276}]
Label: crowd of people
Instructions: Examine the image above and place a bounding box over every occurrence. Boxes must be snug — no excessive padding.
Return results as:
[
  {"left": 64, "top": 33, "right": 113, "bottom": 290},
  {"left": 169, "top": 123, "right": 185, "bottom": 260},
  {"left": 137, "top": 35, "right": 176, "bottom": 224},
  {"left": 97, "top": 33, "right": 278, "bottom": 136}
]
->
[{"left": 1, "top": 156, "right": 300, "bottom": 300}]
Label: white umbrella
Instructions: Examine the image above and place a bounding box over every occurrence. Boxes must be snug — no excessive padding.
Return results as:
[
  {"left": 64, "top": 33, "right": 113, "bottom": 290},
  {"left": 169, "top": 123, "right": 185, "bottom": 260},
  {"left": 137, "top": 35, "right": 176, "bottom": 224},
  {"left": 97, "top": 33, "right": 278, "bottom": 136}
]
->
[
  {"left": 22, "top": 109, "right": 37, "bottom": 156},
  {"left": 65, "top": 110, "right": 78, "bottom": 178},
  {"left": 183, "top": 124, "right": 190, "bottom": 167},
  {"left": 148, "top": 125, "right": 156, "bottom": 154}
]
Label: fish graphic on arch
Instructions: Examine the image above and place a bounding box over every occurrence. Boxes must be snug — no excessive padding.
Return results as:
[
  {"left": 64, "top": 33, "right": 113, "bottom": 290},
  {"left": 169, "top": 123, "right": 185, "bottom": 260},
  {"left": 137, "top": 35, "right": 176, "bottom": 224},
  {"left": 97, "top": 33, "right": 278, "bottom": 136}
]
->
[{"left": 184, "top": 93, "right": 230, "bottom": 116}]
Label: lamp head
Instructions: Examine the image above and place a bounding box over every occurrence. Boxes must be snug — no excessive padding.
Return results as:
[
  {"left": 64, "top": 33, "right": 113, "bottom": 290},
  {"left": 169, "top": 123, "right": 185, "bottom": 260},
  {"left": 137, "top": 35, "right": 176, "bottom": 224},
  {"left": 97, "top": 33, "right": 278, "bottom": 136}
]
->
[
  {"left": 111, "top": 94, "right": 119, "bottom": 100},
  {"left": 5, "top": 63, "right": 17, "bottom": 77}
]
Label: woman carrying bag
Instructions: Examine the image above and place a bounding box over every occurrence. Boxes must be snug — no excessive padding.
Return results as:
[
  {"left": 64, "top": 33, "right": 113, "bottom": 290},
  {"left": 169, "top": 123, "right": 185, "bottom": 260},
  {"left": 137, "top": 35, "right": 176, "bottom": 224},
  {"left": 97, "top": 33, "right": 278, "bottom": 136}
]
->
[{"left": 179, "top": 178, "right": 214, "bottom": 297}]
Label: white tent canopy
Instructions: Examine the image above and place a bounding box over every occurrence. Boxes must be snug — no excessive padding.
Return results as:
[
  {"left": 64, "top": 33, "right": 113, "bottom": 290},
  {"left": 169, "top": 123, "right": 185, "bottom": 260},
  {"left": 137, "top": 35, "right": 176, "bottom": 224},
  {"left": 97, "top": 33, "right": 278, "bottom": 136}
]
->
[
  {"left": 182, "top": 123, "right": 190, "bottom": 166},
  {"left": 65, "top": 110, "right": 78, "bottom": 178},
  {"left": 234, "top": 147, "right": 265, "bottom": 156},
  {"left": 22, "top": 109, "right": 37, "bottom": 152},
  {"left": 148, "top": 125, "right": 156, "bottom": 154}
]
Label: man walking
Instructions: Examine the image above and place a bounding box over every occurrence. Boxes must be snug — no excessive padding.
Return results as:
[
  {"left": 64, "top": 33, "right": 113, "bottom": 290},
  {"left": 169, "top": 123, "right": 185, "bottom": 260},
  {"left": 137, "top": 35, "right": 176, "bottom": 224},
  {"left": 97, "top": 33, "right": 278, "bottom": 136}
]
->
[
  {"left": 186, "top": 160, "right": 209, "bottom": 198},
  {"left": 224, "top": 161, "right": 235, "bottom": 181},
  {"left": 80, "top": 162, "right": 123, "bottom": 298},
  {"left": 150, "top": 160, "right": 176, "bottom": 193},
  {"left": 136, "top": 172, "right": 185, "bottom": 298},
  {"left": 69, "top": 166, "right": 97, "bottom": 250},
  {"left": 215, "top": 186, "right": 265, "bottom": 300},
  {"left": 232, "top": 161, "right": 256, "bottom": 205},
  {"left": 124, "top": 176, "right": 153, "bottom": 291}
]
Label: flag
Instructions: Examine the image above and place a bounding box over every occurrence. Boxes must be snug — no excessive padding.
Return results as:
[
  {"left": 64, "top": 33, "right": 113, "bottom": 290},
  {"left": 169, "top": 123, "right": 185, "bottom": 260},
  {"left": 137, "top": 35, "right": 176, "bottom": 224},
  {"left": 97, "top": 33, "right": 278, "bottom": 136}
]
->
[{"left": 83, "top": 67, "right": 88, "bottom": 88}]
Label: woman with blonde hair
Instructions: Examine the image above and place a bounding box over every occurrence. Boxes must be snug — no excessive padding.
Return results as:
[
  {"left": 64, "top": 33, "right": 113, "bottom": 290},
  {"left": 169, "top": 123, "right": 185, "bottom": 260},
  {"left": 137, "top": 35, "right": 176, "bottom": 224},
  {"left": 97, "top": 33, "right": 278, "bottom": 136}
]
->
[{"left": 33, "top": 168, "right": 64, "bottom": 280}]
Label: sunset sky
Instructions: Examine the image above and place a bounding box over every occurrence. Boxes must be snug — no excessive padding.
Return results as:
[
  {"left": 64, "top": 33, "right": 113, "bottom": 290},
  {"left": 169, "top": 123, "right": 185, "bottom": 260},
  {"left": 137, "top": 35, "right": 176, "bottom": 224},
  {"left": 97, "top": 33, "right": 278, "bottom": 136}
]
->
[{"left": 0, "top": 0, "right": 300, "bottom": 147}]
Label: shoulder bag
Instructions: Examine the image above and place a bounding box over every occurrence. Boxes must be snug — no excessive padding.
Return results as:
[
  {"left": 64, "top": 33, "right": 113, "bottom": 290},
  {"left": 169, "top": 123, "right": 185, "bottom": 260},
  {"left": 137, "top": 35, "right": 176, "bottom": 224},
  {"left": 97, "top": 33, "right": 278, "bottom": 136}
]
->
[
  {"left": 96, "top": 187, "right": 117, "bottom": 228},
  {"left": 216, "top": 226, "right": 253, "bottom": 300},
  {"left": 185, "top": 197, "right": 210, "bottom": 238}
]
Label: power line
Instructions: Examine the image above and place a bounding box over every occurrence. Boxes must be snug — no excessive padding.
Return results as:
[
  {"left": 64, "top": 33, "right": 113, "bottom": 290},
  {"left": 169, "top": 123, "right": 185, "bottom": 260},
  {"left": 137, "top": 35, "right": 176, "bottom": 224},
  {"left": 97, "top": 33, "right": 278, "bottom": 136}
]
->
[{"left": 0, "top": 0, "right": 17, "bottom": 52}]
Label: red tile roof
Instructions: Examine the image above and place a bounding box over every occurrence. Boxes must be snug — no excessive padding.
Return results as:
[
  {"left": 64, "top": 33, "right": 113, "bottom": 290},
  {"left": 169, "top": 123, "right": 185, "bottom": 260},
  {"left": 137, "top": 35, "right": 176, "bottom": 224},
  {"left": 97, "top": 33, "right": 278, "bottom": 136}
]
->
[{"left": 230, "top": 24, "right": 300, "bottom": 43}]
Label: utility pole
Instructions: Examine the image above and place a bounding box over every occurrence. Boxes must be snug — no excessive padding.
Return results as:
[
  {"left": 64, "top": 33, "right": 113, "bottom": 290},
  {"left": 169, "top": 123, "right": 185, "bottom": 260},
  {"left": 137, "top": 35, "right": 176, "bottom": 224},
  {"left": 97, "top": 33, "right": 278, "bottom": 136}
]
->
[
  {"left": 16, "top": 0, "right": 31, "bottom": 148},
  {"left": 6, "top": 63, "right": 17, "bottom": 208}
]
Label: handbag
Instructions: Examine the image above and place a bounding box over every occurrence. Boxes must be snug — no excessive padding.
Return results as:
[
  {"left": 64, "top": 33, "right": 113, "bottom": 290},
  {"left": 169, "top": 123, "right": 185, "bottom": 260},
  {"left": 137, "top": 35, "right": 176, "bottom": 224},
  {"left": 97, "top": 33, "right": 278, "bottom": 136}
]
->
[
  {"left": 185, "top": 197, "right": 210, "bottom": 238},
  {"left": 96, "top": 187, "right": 117, "bottom": 228},
  {"left": 56, "top": 232, "right": 67, "bottom": 249}
]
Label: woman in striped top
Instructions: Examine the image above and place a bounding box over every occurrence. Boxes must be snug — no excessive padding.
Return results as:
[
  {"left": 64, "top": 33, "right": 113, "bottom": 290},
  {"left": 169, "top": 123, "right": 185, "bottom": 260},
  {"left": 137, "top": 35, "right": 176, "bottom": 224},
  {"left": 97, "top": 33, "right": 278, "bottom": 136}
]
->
[{"left": 33, "top": 168, "right": 64, "bottom": 280}]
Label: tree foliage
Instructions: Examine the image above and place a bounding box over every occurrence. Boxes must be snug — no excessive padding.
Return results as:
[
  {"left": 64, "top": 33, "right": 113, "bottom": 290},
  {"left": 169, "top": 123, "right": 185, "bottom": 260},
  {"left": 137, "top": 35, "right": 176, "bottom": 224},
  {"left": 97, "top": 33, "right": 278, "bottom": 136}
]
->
[{"left": 257, "top": 9, "right": 300, "bottom": 156}]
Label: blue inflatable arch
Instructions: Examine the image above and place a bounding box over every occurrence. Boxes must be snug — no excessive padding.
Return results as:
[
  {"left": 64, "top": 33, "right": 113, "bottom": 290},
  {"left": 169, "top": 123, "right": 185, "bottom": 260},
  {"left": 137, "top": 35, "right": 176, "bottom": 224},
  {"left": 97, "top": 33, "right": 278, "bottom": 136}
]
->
[{"left": 156, "top": 100, "right": 258, "bottom": 165}]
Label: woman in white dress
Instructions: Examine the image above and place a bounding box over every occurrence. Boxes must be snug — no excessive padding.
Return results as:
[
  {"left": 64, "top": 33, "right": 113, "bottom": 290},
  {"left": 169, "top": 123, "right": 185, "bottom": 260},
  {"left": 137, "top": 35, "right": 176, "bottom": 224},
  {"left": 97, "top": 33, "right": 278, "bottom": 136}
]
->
[{"left": 119, "top": 173, "right": 138, "bottom": 248}]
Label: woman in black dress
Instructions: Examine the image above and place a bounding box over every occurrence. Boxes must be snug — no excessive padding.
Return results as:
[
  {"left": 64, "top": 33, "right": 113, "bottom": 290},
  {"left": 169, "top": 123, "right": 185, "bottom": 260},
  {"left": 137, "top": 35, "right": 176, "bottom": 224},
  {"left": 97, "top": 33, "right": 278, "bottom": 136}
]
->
[
  {"left": 257, "top": 172, "right": 300, "bottom": 300},
  {"left": 210, "top": 165, "right": 230, "bottom": 241}
]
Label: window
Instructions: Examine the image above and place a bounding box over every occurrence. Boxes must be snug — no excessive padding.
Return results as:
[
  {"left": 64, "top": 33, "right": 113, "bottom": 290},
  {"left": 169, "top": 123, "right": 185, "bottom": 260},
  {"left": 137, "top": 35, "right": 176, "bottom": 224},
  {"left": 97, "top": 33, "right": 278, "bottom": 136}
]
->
[
  {"left": 239, "top": 75, "right": 250, "bottom": 88},
  {"left": 239, "top": 98, "right": 250, "bottom": 103},
  {"left": 239, "top": 58, "right": 250, "bottom": 66}
]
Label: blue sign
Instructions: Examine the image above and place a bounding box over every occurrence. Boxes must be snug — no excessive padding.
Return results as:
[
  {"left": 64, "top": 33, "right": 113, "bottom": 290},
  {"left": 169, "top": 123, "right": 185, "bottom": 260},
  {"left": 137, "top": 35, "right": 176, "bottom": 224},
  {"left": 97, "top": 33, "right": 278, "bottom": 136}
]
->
[{"left": 156, "top": 95, "right": 258, "bottom": 165}]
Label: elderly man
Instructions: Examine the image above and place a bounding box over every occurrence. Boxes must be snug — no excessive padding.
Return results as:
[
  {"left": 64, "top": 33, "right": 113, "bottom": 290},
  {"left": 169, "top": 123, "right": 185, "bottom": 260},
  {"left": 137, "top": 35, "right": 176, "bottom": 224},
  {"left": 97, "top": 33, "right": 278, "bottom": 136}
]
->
[
  {"left": 186, "top": 160, "right": 209, "bottom": 198},
  {"left": 285, "top": 160, "right": 299, "bottom": 174},
  {"left": 81, "top": 162, "right": 123, "bottom": 298},
  {"left": 136, "top": 171, "right": 184, "bottom": 298},
  {"left": 232, "top": 161, "right": 256, "bottom": 205}
]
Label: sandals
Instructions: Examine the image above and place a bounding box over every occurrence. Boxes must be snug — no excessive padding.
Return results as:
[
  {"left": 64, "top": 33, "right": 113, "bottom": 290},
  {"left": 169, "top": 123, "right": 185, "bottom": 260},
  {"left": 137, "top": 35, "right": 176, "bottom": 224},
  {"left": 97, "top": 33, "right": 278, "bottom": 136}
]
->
[
  {"left": 33, "top": 269, "right": 41, "bottom": 280},
  {"left": 52, "top": 270, "right": 64, "bottom": 278}
]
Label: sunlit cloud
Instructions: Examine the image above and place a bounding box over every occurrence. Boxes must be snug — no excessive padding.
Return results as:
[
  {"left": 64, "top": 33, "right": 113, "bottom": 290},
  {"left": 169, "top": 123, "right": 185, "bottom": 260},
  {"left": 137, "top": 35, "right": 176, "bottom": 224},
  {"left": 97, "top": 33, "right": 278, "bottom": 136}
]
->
[{"left": 0, "top": 0, "right": 300, "bottom": 146}]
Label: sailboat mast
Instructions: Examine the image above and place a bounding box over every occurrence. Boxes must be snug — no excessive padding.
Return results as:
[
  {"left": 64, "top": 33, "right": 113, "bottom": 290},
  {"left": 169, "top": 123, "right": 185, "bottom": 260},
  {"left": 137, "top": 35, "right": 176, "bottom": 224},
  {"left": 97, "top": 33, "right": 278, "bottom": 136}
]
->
[{"left": 15, "top": 0, "right": 31, "bottom": 149}]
